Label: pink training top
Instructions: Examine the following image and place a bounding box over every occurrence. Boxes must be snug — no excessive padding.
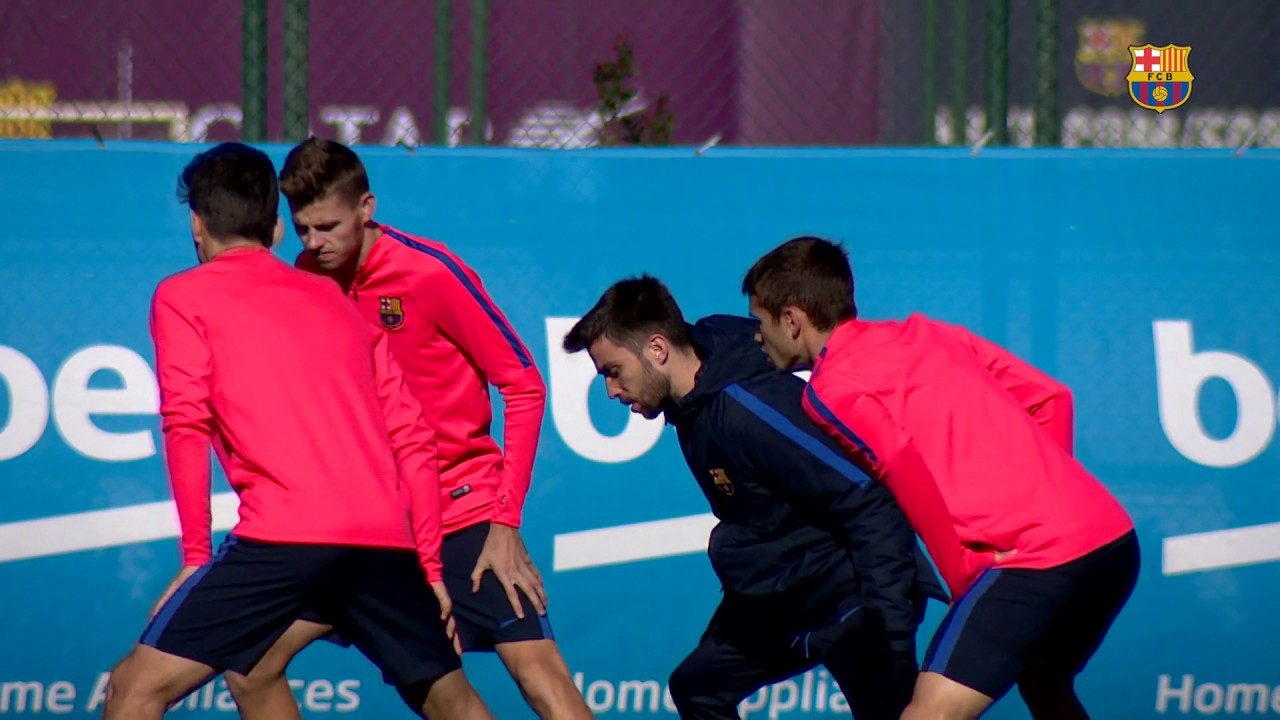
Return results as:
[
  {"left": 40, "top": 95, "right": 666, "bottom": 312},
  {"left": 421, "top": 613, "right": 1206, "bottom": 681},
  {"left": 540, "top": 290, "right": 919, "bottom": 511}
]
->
[
  {"left": 150, "top": 246, "right": 444, "bottom": 582},
  {"left": 297, "top": 224, "right": 546, "bottom": 534},
  {"left": 803, "top": 313, "right": 1134, "bottom": 600}
]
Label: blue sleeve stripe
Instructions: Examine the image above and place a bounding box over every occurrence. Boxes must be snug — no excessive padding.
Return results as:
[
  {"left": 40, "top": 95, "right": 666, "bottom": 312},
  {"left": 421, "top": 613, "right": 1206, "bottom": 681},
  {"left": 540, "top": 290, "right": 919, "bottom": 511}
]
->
[
  {"left": 725, "top": 383, "right": 870, "bottom": 487},
  {"left": 803, "top": 383, "right": 877, "bottom": 462},
  {"left": 384, "top": 228, "right": 534, "bottom": 368}
]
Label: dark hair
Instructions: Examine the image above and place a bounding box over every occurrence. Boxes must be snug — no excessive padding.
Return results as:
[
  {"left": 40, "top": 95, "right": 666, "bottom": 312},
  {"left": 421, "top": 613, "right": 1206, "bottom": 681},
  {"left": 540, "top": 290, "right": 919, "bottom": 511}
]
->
[
  {"left": 279, "top": 136, "right": 371, "bottom": 210},
  {"left": 176, "top": 142, "right": 279, "bottom": 246},
  {"left": 563, "top": 275, "right": 694, "bottom": 354},
  {"left": 741, "top": 236, "right": 857, "bottom": 330}
]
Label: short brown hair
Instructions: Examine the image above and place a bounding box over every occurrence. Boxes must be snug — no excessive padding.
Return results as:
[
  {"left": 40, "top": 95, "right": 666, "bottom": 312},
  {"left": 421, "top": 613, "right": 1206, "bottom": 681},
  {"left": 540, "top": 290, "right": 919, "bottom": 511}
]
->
[
  {"left": 563, "top": 275, "right": 694, "bottom": 355},
  {"left": 177, "top": 142, "right": 278, "bottom": 247},
  {"left": 279, "top": 137, "right": 370, "bottom": 209},
  {"left": 741, "top": 236, "right": 857, "bottom": 330}
]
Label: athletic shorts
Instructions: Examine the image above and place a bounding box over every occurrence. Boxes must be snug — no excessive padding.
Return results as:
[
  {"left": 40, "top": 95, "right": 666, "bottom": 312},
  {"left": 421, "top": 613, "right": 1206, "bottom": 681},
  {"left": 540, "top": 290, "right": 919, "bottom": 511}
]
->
[
  {"left": 140, "top": 535, "right": 460, "bottom": 686},
  {"left": 441, "top": 522, "right": 554, "bottom": 651},
  {"left": 302, "top": 521, "right": 553, "bottom": 652},
  {"left": 922, "top": 530, "right": 1140, "bottom": 700}
]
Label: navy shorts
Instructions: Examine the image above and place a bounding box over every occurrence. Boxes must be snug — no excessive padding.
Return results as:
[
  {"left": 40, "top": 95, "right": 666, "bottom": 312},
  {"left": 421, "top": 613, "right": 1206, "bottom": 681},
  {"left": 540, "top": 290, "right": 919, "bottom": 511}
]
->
[
  {"left": 922, "top": 530, "right": 1140, "bottom": 700},
  {"left": 140, "top": 535, "right": 460, "bottom": 686},
  {"left": 303, "top": 522, "right": 553, "bottom": 652},
  {"left": 441, "top": 522, "right": 554, "bottom": 651}
]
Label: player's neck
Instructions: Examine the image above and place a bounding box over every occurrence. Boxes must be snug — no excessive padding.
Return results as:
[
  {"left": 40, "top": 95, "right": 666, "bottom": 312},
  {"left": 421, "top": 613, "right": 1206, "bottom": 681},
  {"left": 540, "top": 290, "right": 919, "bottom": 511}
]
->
[
  {"left": 357, "top": 223, "right": 382, "bottom": 268},
  {"left": 333, "top": 226, "right": 383, "bottom": 293},
  {"left": 203, "top": 237, "right": 265, "bottom": 262},
  {"left": 800, "top": 326, "right": 833, "bottom": 365},
  {"left": 667, "top": 349, "right": 701, "bottom": 401}
]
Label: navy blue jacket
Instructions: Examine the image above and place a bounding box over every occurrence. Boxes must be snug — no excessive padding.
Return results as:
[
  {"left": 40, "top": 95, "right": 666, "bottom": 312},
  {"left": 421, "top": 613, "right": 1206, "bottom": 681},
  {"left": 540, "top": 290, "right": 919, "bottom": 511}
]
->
[{"left": 663, "top": 315, "right": 946, "bottom": 634}]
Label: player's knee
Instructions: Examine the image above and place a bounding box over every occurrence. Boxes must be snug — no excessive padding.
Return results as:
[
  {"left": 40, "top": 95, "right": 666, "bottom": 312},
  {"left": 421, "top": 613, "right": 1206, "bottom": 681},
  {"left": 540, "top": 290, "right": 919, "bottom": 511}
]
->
[
  {"left": 667, "top": 659, "right": 709, "bottom": 710},
  {"left": 224, "top": 668, "right": 286, "bottom": 700},
  {"left": 507, "top": 647, "right": 575, "bottom": 700},
  {"left": 105, "top": 654, "right": 161, "bottom": 706}
]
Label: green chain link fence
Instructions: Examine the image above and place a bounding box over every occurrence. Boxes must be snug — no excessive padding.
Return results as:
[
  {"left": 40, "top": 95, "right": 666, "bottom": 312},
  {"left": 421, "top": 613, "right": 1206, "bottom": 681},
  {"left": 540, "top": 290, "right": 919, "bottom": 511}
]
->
[{"left": 0, "top": 0, "right": 1275, "bottom": 149}]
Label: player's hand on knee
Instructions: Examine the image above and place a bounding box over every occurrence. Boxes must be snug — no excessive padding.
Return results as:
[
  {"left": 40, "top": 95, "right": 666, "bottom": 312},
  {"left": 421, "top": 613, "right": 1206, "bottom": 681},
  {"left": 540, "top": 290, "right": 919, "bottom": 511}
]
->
[
  {"left": 470, "top": 524, "right": 548, "bottom": 618},
  {"left": 431, "top": 581, "right": 462, "bottom": 655},
  {"left": 149, "top": 566, "right": 200, "bottom": 619}
]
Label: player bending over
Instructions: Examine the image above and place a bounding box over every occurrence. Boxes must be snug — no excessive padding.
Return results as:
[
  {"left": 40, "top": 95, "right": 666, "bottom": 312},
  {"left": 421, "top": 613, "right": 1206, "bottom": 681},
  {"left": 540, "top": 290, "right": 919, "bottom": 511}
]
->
[
  {"left": 742, "top": 236, "right": 1139, "bottom": 720},
  {"left": 562, "top": 275, "right": 947, "bottom": 720}
]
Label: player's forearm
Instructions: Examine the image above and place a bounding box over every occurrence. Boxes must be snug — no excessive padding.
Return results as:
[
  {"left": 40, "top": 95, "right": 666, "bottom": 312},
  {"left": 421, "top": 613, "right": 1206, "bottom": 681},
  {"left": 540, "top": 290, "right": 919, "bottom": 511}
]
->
[
  {"left": 879, "top": 448, "right": 990, "bottom": 599},
  {"left": 164, "top": 428, "right": 213, "bottom": 566},
  {"left": 493, "top": 371, "right": 546, "bottom": 526},
  {"left": 402, "top": 453, "right": 445, "bottom": 583}
]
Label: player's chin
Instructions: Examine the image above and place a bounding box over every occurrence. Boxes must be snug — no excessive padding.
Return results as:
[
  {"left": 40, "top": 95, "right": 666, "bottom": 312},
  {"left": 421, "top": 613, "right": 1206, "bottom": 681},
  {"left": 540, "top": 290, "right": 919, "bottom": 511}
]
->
[
  {"left": 631, "top": 403, "right": 662, "bottom": 420},
  {"left": 761, "top": 348, "right": 790, "bottom": 371}
]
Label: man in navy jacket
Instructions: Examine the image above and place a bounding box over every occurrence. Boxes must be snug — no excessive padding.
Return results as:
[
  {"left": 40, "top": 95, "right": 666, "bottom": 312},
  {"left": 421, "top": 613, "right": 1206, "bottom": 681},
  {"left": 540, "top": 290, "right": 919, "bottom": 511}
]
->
[{"left": 562, "top": 275, "right": 945, "bottom": 720}]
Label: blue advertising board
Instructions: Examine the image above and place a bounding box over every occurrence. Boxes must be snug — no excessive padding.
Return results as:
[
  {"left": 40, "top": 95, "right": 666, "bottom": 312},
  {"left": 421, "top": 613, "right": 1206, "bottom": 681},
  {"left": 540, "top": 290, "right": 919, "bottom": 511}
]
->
[{"left": 0, "top": 142, "right": 1276, "bottom": 718}]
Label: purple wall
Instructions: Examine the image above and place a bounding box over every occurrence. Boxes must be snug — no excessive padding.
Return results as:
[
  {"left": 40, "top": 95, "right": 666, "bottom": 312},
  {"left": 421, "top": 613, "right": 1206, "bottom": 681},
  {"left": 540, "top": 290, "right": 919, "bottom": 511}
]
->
[{"left": 0, "top": 0, "right": 884, "bottom": 145}]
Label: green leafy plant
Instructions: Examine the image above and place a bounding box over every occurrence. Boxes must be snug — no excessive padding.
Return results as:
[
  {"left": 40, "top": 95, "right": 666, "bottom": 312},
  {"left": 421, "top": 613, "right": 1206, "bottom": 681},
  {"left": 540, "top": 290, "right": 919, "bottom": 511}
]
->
[{"left": 592, "top": 33, "right": 673, "bottom": 147}]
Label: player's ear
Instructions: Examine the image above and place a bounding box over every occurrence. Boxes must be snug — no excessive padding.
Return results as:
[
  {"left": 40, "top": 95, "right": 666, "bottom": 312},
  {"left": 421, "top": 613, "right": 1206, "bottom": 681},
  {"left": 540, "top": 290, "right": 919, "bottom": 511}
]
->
[
  {"left": 270, "top": 217, "right": 285, "bottom": 248},
  {"left": 358, "top": 192, "right": 376, "bottom": 224},
  {"left": 645, "top": 333, "right": 670, "bottom": 366},
  {"left": 781, "top": 306, "right": 803, "bottom": 338}
]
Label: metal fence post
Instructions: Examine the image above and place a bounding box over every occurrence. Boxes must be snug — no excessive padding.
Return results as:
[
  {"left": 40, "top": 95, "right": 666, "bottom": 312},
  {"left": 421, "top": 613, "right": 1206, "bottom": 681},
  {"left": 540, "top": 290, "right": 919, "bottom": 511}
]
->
[
  {"left": 922, "top": 0, "right": 938, "bottom": 145},
  {"left": 985, "top": 0, "right": 1009, "bottom": 145},
  {"left": 433, "top": 0, "right": 453, "bottom": 145},
  {"left": 1034, "top": 0, "right": 1059, "bottom": 146},
  {"left": 242, "top": 0, "right": 268, "bottom": 142},
  {"left": 950, "top": 0, "right": 968, "bottom": 144},
  {"left": 284, "top": 0, "right": 310, "bottom": 142}
]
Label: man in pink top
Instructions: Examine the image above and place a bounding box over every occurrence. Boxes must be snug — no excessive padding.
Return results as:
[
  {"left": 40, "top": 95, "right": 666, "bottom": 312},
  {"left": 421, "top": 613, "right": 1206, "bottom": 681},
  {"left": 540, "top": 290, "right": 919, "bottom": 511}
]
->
[
  {"left": 101, "top": 143, "right": 493, "bottom": 720},
  {"left": 741, "top": 236, "right": 1138, "bottom": 720},
  {"left": 223, "top": 138, "right": 591, "bottom": 720}
]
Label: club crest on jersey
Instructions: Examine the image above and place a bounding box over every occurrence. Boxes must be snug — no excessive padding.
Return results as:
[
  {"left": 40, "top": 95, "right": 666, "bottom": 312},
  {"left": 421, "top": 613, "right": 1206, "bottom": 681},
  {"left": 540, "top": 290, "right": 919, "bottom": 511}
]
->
[
  {"left": 709, "top": 468, "right": 734, "bottom": 496},
  {"left": 379, "top": 297, "right": 405, "bottom": 330}
]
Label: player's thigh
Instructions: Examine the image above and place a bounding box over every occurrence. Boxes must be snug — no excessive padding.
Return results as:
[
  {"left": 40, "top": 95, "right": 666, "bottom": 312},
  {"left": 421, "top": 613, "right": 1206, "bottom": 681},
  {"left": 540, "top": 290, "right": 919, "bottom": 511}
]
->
[
  {"left": 140, "top": 536, "right": 341, "bottom": 676},
  {"left": 818, "top": 615, "right": 918, "bottom": 720},
  {"left": 921, "top": 567, "right": 1076, "bottom": 703},
  {"left": 1021, "top": 531, "right": 1141, "bottom": 682},
  {"left": 225, "top": 618, "right": 335, "bottom": 691},
  {"left": 494, "top": 638, "right": 575, "bottom": 690},
  {"left": 668, "top": 614, "right": 812, "bottom": 710},
  {"left": 441, "top": 523, "right": 552, "bottom": 650},
  {"left": 333, "top": 547, "right": 462, "bottom": 689},
  {"left": 109, "top": 644, "right": 216, "bottom": 702}
]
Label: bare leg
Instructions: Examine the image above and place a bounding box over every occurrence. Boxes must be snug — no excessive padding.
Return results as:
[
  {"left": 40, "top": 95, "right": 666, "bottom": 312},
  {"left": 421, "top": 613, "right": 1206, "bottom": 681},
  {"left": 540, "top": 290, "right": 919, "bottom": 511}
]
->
[
  {"left": 224, "top": 619, "right": 334, "bottom": 720},
  {"left": 898, "top": 671, "right": 995, "bottom": 720},
  {"left": 398, "top": 669, "right": 496, "bottom": 719},
  {"left": 101, "top": 645, "right": 215, "bottom": 720},
  {"left": 495, "top": 639, "right": 593, "bottom": 719}
]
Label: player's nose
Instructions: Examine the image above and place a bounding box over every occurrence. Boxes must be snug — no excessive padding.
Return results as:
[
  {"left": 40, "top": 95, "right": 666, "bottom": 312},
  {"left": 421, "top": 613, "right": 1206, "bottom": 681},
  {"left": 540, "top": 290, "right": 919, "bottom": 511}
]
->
[{"left": 605, "top": 378, "right": 622, "bottom": 399}]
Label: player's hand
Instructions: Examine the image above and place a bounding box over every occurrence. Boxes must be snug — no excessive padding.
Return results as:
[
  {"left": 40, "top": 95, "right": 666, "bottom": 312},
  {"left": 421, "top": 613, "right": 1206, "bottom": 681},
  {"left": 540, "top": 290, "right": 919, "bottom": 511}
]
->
[
  {"left": 149, "top": 566, "right": 200, "bottom": 619},
  {"left": 470, "top": 524, "right": 548, "bottom": 619},
  {"left": 430, "top": 581, "right": 462, "bottom": 656}
]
